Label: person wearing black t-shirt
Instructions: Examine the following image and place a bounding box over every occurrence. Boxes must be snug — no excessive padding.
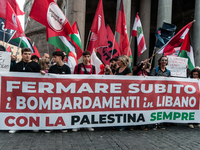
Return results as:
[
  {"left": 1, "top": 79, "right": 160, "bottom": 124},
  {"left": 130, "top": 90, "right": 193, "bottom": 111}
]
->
[
  {"left": 41, "top": 51, "right": 70, "bottom": 133},
  {"left": 49, "top": 51, "right": 71, "bottom": 74},
  {"left": 10, "top": 48, "right": 41, "bottom": 134},
  {"left": 105, "top": 55, "right": 132, "bottom": 76},
  {"left": 12, "top": 48, "right": 41, "bottom": 72}
]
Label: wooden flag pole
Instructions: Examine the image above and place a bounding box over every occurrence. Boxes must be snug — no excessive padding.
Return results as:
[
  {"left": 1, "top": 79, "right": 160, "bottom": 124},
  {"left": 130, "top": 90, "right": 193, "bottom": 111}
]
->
[{"left": 111, "top": 31, "right": 116, "bottom": 59}]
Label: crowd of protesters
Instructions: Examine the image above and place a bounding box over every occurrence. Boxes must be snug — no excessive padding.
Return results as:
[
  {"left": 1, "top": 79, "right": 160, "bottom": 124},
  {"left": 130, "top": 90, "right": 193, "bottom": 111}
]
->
[{"left": 7, "top": 47, "right": 200, "bottom": 133}]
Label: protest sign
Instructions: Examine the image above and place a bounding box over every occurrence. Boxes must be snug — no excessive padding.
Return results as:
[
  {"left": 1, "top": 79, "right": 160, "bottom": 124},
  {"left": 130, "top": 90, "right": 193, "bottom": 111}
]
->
[
  {"left": 0, "top": 72, "right": 199, "bottom": 130},
  {"left": 167, "top": 56, "right": 188, "bottom": 77},
  {"left": 0, "top": 51, "right": 11, "bottom": 72}
]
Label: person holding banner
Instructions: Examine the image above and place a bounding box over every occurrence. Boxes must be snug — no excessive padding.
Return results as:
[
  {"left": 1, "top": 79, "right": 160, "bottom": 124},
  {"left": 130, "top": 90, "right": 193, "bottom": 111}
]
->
[
  {"left": 151, "top": 56, "right": 171, "bottom": 130},
  {"left": 10, "top": 48, "right": 41, "bottom": 133},
  {"left": 104, "top": 57, "right": 119, "bottom": 75},
  {"left": 12, "top": 48, "right": 41, "bottom": 73},
  {"left": 41, "top": 51, "right": 71, "bottom": 133},
  {"left": 73, "top": 51, "right": 95, "bottom": 132},
  {"left": 150, "top": 56, "right": 171, "bottom": 77},
  {"left": 133, "top": 59, "right": 150, "bottom": 76},
  {"left": 188, "top": 68, "right": 200, "bottom": 128},
  {"left": 74, "top": 51, "right": 96, "bottom": 75},
  {"left": 104, "top": 55, "right": 131, "bottom": 76}
]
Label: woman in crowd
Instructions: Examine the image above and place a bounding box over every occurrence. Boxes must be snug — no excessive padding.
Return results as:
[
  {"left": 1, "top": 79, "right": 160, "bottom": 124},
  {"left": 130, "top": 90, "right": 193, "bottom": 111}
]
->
[
  {"left": 104, "top": 55, "right": 131, "bottom": 131},
  {"left": 105, "top": 55, "right": 132, "bottom": 76},
  {"left": 39, "top": 58, "right": 49, "bottom": 73}
]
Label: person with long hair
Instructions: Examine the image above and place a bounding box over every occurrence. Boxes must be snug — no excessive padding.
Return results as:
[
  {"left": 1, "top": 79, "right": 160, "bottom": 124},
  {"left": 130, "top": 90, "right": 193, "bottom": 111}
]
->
[
  {"left": 105, "top": 55, "right": 132, "bottom": 76},
  {"left": 39, "top": 58, "right": 49, "bottom": 73}
]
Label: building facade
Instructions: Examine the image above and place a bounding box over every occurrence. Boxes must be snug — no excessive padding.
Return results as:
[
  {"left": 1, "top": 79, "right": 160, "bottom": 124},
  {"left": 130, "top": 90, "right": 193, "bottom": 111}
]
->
[{"left": 24, "top": 0, "right": 197, "bottom": 66}]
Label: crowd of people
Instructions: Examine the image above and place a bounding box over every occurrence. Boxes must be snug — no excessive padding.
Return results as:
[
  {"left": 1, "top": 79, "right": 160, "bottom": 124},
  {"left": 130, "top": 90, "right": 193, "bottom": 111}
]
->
[{"left": 7, "top": 47, "right": 200, "bottom": 133}]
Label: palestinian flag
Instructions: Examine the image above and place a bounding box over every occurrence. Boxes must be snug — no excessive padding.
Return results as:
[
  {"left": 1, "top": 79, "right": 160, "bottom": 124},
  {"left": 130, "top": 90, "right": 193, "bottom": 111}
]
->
[
  {"left": 69, "top": 22, "right": 83, "bottom": 59},
  {"left": 46, "top": 28, "right": 76, "bottom": 57},
  {"left": 178, "top": 30, "right": 195, "bottom": 70},
  {"left": 11, "top": 36, "right": 34, "bottom": 53},
  {"left": 11, "top": 36, "right": 41, "bottom": 58}
]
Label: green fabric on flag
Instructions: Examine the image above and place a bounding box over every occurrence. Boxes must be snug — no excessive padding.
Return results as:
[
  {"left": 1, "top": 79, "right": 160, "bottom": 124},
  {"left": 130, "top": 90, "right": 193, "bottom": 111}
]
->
[
  {"left": 48, "top": 36, "right": 70, "bottom": 55},
  {"left": 69, "top": 34, "right": 82, "bottom": 50},
  {"left": 179, "top": 50, "right": 194, "bottom": 70},
  {"left": 12, "top": 37, "right": 29, "bottom": 48},
  {"left": 129, "top": 55, "right": 133, "bottom": 73}
]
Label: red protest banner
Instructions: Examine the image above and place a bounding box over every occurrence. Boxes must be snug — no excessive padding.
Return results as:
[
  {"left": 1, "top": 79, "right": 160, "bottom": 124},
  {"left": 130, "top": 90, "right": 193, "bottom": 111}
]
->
[{"left": 0, "top": 72, "right": 199, "bottom": 130}]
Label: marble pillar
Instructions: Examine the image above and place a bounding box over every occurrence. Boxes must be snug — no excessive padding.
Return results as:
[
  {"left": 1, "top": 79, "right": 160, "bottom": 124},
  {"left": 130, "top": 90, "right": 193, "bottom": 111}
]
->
[
  {"left": 138, "top": 0, "right": 151, "bottom": 62},
  {"left": 154, "top": 0, "right": 172, "bottom": 66},
  {"left": 193, "top": 0, "right": 200, "bottom": 66},
  {"left": 66, "top": 0, "right": 86, "bottom": 50}
]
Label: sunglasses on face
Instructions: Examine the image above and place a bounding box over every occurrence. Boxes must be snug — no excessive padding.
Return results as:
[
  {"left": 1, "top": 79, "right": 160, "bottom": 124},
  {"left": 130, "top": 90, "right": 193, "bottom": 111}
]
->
[{"left": 161, "top": 59, "right": 167, "bottom": 62}]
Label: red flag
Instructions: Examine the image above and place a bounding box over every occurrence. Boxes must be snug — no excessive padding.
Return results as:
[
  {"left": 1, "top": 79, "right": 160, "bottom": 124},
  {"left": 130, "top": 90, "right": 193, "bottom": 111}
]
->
[
  {"left": 6, "top": 46, "right": 11, "bottom": 52},
  {"left": 5, "top": 2, "right": 23, "bottom": 35},
  {"left": 158, "top": 22, "right": 193, "bottom": 55},
  {"left": 115, "top": 0, "right": 131, "bottom": 57},
  {"left": 87, "top": 0, "right": 107, "bottom": 52},
  {"left": 29, "top": 0, "right": 73, "bottom": 37},
  {"left": 0, "top": 0, "right": 24, "bottom": 19},
  {"left": 32, "top": 45, "right": 41, "bottom": 58},
  {"left": 97, "top": 25, "right": 121, "bottom": 65}
]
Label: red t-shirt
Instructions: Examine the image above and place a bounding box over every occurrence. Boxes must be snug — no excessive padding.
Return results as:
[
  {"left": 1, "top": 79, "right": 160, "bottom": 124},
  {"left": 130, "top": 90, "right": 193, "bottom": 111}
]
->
[{"left": 74, "top": 63, "right": 96, "bottom": 74}]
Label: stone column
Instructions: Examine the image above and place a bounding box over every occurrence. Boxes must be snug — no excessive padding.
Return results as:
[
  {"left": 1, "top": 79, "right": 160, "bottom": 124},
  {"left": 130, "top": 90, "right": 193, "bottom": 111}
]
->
[
  {"left": 154, "top": 0, "right": 172, "bottom": 66},
  {"left": 193, "top": 0, "right": 200, "bottom": 66},
  {"left": 116, "top": 0, "right": 131, "bottom": 42},
  {"left": 66, "top": 0, "right": 86, "bottom": 50},
  {"left": 137, "top": 0, "right": 151, "bottom": 62}
]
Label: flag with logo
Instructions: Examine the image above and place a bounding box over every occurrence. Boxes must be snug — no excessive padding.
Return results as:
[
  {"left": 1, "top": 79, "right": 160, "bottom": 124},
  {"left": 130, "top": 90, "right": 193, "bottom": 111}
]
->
[
  {"left": 178, "top": 28, "right": 195, "bottom": 70},
  {"left": 88, "top": 0, "right": 107, "bottom": 49},
  {"left": 5, "top": 2, "right": 23, "bottom": 36},
  {"left": 132, "top": 12, "right": 146, "bottom": 57},
  {"left": 157, "top": 21, "right": 194, "bottom": 55},
  {"left": 0, "top": 0, "right": 24, "bottom": 19},
  {"left": 29, "top": 0, "right": 72, "bottom": 37},
  {"left": 97, "top": 25, "right": 121, "bottom": 65},
  {"left": 86, "top": 0, "right": 106, "bottom": 74}
]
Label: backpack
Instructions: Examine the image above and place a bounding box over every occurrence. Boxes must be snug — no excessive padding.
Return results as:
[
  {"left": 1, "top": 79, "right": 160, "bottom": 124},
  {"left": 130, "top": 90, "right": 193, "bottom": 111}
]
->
[
  {"left": 155, "top": 67, "right": 170, "bottom": 77},
  {"left": 78, "top": 63, "right": 95, "bottom": 74}
]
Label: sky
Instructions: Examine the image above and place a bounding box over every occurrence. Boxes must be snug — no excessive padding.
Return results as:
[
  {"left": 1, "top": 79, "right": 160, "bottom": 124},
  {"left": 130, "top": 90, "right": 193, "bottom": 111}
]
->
[{"left": 16, "top": 0, "right": 25, "bottom": 30}]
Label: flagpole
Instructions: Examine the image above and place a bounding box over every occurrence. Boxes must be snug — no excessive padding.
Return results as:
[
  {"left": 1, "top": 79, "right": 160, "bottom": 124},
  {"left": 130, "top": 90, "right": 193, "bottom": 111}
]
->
[
  {"left": 85, "top": 30, "right": 91, "bottom": 51},
  {"left": 127, "top": 36, "right": 132, "bottom": 56},
  {"left": 111, "top": 31, "right": 116, "bottom": 59},
  {"left": 150, "top": 47, "right": 156, "bottom": 64},
  {"left": 16, "top": 17, "right": 30, "bottom": 55},
  {"left": 5, "top": 31, "right": 16, "bottom": 48},
  {"left": 3, "top": 28, "right": 6, "bottom": 47}
]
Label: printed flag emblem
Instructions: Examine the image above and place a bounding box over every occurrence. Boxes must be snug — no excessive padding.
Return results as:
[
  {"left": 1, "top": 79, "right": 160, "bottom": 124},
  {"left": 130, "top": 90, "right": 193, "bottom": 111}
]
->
[{"left": 47, "top": 2, "right": 66, "bottom": 32}]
